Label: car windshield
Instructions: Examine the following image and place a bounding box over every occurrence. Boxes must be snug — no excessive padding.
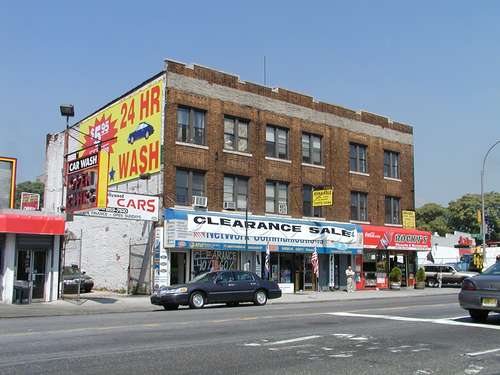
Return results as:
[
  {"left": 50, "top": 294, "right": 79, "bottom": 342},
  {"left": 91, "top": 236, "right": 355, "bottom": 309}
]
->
[
  {"left": 482, "top": 262, "right": 500, "bottom": 275},
  {"left": 188, "top": 272, "right": 216, "bottom": 284}
]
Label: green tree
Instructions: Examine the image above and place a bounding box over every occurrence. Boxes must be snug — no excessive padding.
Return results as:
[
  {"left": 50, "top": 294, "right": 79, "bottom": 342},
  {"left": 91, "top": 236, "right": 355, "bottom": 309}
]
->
[
  {"left": 15, "top": 181, "right": 44, "bottom": 209},
  {"left": 416, "top": 203, "right": 450, "bottom": 236}
]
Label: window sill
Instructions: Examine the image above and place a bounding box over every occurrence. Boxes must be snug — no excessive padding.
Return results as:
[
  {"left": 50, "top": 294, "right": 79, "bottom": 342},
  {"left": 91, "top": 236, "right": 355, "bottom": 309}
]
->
[
  {"left": 222, "top": 209, "right": 253, "bottom": 215},
  {"left": 174, "top": 205, "right": 195, "bottom": 210},
  {"left": 384, "top": 177, "right": 402, "bottom": 182},
  {"left": 301, "top": 163, "right": 325, "bottom": 169},
  {"left": 223, "top": 149, "right": 253, "bottom": 158},
  {"left": 384, "top": 223, "right": 403, "bottom": 227},
  {"left": 265, "top": 157, "right": 292, "bottom": 164},
  {"left": 302, "top": 216, "right": 326, "bottom": 221},
  {"left": 175, "top": 141, "right": 209, "bottom": 150},
  {"left": 350, "top": 220, "right": 371, "bottom": 224},
  {"left": 265, "top": 213, "right": 292, "bottom": 218},
  {"left": 349, "top": 171, "right": 370, "bottom": 177}
]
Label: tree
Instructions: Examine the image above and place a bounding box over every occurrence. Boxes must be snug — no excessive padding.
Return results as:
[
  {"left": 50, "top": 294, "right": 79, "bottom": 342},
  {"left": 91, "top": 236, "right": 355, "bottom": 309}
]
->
[
  {"left": 15, "top": 181, "right": 44, "bottom": 209},
  {"left": 416, "top": 203, "right": 450, "bottom": 236}
]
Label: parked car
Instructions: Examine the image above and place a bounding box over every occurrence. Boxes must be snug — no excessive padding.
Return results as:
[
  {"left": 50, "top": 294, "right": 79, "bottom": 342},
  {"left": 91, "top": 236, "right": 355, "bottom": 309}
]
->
[
  {"left": 127, "top": 122, "right": 154, "bottom": 144},
  {"left": 151, "top": 270, "right": 282, "bottom": 310},
  {"left": 63, "top": 266, "right": 94, "bottom": 293},
  {"left": 459, "top": 262, "right": 500, "bottom": 322},
  {"left": 423, "top": 264, "right": 478, "bottom": 287}
]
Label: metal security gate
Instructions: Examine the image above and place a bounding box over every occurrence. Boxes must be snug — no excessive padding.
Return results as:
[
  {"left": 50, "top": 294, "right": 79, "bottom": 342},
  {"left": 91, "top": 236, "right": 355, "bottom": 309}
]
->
[{"left": 128, "top": 224, "right": 157, "bottom": 295}]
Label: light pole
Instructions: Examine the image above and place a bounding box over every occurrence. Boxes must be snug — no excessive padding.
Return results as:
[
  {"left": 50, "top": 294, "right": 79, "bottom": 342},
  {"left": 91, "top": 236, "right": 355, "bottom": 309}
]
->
[{"left": 481, "top": 140, "right": 500, "bottom": 269}]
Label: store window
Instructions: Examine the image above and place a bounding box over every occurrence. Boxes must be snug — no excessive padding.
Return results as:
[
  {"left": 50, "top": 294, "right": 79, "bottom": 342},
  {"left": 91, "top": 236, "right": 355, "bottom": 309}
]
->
[
  {"left": 177, "top": 106, "right": 206, "bottom": 145},
  {"left": 302, "top": 133, "right": 322, "bottom": 165},
  {"left": 385, "top": 196, "right": 401, "bottom": 225},
  {"left": 266, "top": 125, "right": 289, "bottom": 159},
  {"left": 303, "top": 185, "right": 322, "bottom": 217},
  {"left": 175, "top": 169, "right": 205, "bottom": 205},
  {"left": 224, "top": 116, "right": 249, "bottom": 152},
  {"left": 349, "top": 143, "right": 367, "bottom": 173},
  {"left": 223, "top": 175, "right": 248, "bottom": 211},
  {"left": 279, "top": 253, "right": 293, "bottom": 283},
  {"left": 351, "top": 191, "right": 368, "bottom": 221},
  {"left": 384, "top": 150, "right": 400, "bottom": 179},
  {"left": 266, "top": 181, "right": 288, "bottom": 214},
  {"left": 191, "top": 250, "right": 238, "bottom": 277}
]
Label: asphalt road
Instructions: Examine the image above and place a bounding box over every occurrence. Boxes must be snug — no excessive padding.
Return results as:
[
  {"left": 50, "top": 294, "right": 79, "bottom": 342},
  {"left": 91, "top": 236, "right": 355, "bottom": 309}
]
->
[{"left": 0, "top": 295, "right": 499, "bottom": 375}]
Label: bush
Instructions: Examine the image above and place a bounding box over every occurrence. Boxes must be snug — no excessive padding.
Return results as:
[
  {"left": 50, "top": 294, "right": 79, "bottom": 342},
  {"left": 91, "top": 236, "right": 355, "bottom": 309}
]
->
[
  {"left": 416, "top": 267, "right": 426, "bottom": 282},
  {"left": 389, "top": 267, "right": 402, "bottom": 283}
]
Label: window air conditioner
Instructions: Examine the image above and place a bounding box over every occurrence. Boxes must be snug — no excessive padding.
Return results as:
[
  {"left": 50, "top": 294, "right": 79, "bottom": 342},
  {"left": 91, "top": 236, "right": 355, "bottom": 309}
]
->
[
  {"left": 223, "top": 201, "right": 236, "bottom": 210},
  {"left": 192, "top": 196, "right": 208, "bottom": 208},
  {"left": 278, "top": 201, "right": 288, "bottom": 215}
]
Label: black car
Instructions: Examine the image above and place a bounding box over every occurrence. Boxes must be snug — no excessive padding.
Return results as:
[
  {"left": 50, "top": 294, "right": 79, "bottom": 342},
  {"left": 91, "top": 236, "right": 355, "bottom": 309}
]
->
[
  {"left": 151, "top": 270, "right": 282, "bottom": 310},
  {"left": 63, "top": 266, "right": 94, "bottom": 293}
]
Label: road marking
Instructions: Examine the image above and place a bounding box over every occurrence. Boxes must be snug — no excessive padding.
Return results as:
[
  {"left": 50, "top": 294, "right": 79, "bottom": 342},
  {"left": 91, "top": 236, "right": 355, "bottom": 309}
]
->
[
  {"left": 327, "top": 312, "right": 500, "bottom": 331},
  {"left": 265, "top": 335, "right": 322, "bottom": 346},
  {"left": 466, "top": 347, "right": 500, "bottom": 357},
  {"left": 268, "top": 344, "right": 314, "bottom": 351}
]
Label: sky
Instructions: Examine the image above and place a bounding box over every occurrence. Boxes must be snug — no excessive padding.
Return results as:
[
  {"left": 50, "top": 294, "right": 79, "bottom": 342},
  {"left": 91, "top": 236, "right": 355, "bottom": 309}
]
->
[{"left": 1, "top": 1, "right": 499, "bottom": 207}]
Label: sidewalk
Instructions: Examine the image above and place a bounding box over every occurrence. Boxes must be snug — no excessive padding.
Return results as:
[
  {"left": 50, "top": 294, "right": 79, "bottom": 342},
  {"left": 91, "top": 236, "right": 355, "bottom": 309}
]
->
[{"left": 0, "top": 287, "right": 459, "bottom": 319}]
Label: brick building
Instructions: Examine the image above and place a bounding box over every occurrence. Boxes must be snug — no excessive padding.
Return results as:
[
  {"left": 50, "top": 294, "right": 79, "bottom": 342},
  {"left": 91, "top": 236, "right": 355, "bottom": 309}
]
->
[{"left": 44, "top": 59, "right": 426, "bottom": 295}]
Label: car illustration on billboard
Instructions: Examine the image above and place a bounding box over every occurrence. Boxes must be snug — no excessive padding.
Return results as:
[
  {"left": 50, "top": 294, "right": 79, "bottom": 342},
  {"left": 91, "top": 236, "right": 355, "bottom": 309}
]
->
[{"left": 128, "top": 122, "right": 154, "bottom": 144}]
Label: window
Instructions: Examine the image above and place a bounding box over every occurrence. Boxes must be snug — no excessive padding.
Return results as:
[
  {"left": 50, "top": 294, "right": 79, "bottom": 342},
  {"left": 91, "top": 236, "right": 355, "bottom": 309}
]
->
[
  {"left": 266, "top": 181, "right": 288, "bottom": 214},
  {"left": 302, "top": 133, "right": 322, "bottom": 165},
  {"left": 224, "top": 116, "right": 249, "bottom": 152},
  {"left": 349, "top": 143, "right": 367, "bottom": 173},
  {"left": 234, "top": 271, "right": 255, "bottom": 282},
  {"left": 266, "top": 125, "right": 289, "bottom": 159},
  {"left": 303, "top": 185, "right": 322, "bottom": 217},
  {"left": 177, "top": 106, "right": 206, "bottom": 145},
  {"left": 175, "top": 169, "right": 205, "bottom": 205},
  {"left": 385, "top": 196, "right": 401, "bottom": 224},
  {"left": 384, "top": 150, "right": 400, "bottom": 179},
  {"left": 223, "top": 175, "right": 248, "bottom": 211},
  {"left": 351, "top": 191, "right": 368, "bottom": 221}
]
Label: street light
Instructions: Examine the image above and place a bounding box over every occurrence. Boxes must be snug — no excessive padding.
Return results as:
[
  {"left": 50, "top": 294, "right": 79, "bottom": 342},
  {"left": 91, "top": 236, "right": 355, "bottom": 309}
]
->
[
  {"left": 481, "top": 140, "right": 500, "bottom": 269},
  {"left": 60, "top": 104, "right": 75, "bottom": 129}
]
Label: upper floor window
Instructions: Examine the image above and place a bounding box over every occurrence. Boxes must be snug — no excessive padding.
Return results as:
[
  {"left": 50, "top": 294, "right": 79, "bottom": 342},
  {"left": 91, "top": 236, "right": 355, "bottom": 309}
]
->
[
  {"left": 303, "top": 185, "right": 322, "bottom": 217},
  {"left": 384, "top": 150, "right": 400, "bottom": 179},
  {"left": 266, "top": 125, "right": 289, "bottom": 159},
  {"left": 223, "top": 175, "right": 248, "bottom": 211},
  {"left": 351, "top": 191, "right": 368, "bottom": 222},
  {"left": 349, "top": 143, "right": 367, "bottom": 173},
  {"left": 302, "top": 133, "right": 322, "bottom": 165},
  {"left": 177, "top": 106, "right": 206, "bottom": 145},
  {"left": 224, "top": 116, "right": 249, "bottom": 153},
  {"left": 385, "top": 196, "right": 401, "bottom": 225},
  {"left": 175, "top": 169, "right": 205, "bottom": 205},
  {"left": 266, "top": 181, "right": 288, "bottom": 214}
]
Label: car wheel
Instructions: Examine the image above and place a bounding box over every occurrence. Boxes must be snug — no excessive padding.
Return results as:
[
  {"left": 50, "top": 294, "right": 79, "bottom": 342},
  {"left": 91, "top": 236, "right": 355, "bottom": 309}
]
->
[
  {"left": 427, "top": 278, "right": 437, "bottom": 288},
  {"left": 84, "top": 287, "right": 92, "bottom": 293},
  {"left": 469, "top": 309, "right": 489, "bottom": 323},
  {"left": 145, "top": 131, "right": 149, "bottom": 139},
  {"left": 254, "top": 290, "right": 267, "bottom": 306},
  {"left": 189, "top": 292, "right": 206, "bottom": 309},
  {"left": 163, "top": 304, "right": 179, "bottom": 311},
  {"left": 226, "top": 301, "right": 239, "bottom": 307}
]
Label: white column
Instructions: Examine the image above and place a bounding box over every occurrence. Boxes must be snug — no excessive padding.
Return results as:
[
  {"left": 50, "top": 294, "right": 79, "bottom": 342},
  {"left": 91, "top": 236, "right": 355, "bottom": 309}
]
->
[
  {"left": 1, "top": 234, "right": 16, "bottom": 304},
  {"left": 48, "top": 236, "right": 60, "bottom": 302}
]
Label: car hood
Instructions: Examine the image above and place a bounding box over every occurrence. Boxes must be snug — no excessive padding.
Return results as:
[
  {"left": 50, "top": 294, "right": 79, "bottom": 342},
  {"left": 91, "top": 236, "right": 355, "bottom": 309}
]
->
[
  {"left": 469, "top": 275, "right": 500, "bottom": 289},
  {"left": 63, "top": 275, "right": 93, "bottom": 281},
  {"left": 162, "top": 284, "right": 189, "bottom": 290}
]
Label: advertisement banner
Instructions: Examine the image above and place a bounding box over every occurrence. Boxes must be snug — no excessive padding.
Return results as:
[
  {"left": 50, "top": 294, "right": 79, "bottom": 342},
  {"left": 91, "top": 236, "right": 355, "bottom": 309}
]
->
[
  {"left": 78, "top": 77, "right": 164, "bottom": 186},
  {"left": 65, "top": 151, "right": 109, "bottom": 214},
  {"left": 402, "top": 210, "right": 416, "bottom": 229},
  {"left": 312, "top": 189, "right": 333, "bottom": 207},
  {"left": 0, "top": 157, "right": 17, "bottom": 209},
  {"left": 361, "top": 225, "right": 431, "bottom": 251},
  {"left": 78, "top": 191, "right": 160, "bottom": 221},
  {"left": 20, "top": 192, "right": 40, "bottom": 210},
  {"left": 153, "top": 226, "right": 169, "bottom": 289}
]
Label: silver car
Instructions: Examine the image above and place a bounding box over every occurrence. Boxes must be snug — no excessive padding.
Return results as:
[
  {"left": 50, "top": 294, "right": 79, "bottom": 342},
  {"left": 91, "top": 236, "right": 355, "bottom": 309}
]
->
[{"left": 459, "top": 262, "right": 500, "bottom": 322}]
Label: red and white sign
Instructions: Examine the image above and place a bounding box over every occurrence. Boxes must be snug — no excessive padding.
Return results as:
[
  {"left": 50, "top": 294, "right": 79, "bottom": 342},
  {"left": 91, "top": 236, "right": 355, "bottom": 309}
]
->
[
  {"left": 79, "top": 191, "right": 160, "bottom": 221},
  {"left": 361, "top": 225, "right": 431, "bottom": 251},
  {"left": 20, "top": 192, "right": 40, "bottom": 210}
]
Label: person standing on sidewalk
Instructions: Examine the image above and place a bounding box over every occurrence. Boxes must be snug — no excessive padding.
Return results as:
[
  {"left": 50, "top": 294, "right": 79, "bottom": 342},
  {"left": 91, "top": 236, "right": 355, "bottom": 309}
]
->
[{"left": 346, "top": 266, "right": 356, "bottom": 293}]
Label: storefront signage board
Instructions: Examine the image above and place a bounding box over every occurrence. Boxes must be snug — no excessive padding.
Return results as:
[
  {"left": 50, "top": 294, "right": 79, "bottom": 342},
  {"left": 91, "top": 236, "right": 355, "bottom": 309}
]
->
[
  {"left": 402, "top": 210, "right": 416, "bottom": 229},
  {"left": 0, "top": 157, "right": 16, "bottom": 209},
  {"left": 312, "top": 189, "right": 333, "bottom": 207},
  {"left": 361, "top": 225, "right": 431, "bottom": 251},
  {"left": 20, "top": 192, "right": 40, "bottom": 210},
  {"left": 153, "top": 227, "right": 169, "bottom": 289},
  {"left": 278, "top": 283, "right": 294, "bottom": 294}
]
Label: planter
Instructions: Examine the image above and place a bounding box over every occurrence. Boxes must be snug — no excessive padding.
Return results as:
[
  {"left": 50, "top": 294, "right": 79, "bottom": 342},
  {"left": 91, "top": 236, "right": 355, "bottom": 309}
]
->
[
  {"left": 415, "top": 281, "right": 426, "bottom": 290},
  {"left": 390, "top": 282, "right": 401, "bottom": 290}
]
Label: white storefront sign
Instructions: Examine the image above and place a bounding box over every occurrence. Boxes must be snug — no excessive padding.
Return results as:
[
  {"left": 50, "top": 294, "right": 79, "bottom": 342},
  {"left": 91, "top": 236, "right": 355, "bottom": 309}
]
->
[
  {"left": 79, "top": 191, "right": 160, "bottom": 221},
  {"left": 153, "top": 226, "right": 169, "bottom": 288},
  {"left": 278, "top": 283, "right": 294, "bottom": 294}
]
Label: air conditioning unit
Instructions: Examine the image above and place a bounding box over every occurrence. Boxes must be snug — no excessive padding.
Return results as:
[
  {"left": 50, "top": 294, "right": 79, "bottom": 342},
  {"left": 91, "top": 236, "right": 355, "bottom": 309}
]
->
[
  {"left": 192, "top": 196, "right": 208, "bottom": 208},
  {"left": 224, "top": 201, "right": 236, "bottom": 210},
  {"left": 278, "top": 201, "right": 288, "bottom": 215}
]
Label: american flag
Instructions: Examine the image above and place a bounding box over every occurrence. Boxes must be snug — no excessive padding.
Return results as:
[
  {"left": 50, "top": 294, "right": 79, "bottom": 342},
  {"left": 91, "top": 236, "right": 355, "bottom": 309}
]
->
[
  {"left": 311, "top": 247, "right": 319, "bottom": 277},
  {"left": 265, "top": 243, "right": 271, "bottom": 279}
]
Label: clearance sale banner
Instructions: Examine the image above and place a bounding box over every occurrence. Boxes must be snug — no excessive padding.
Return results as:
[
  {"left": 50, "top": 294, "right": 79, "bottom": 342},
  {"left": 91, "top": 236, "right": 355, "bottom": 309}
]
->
[{"left": 79, "top": 76, "right": 164, "bottom": 185}]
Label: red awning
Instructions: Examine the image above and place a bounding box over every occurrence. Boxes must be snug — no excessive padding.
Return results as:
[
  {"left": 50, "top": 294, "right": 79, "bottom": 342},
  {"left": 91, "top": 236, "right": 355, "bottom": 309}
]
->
[
  {"left": 361, "top": 225, "right": 431, "bottom": 251},
  {"left": 0, "top": 210, "right": 65, "bottom": 235}
]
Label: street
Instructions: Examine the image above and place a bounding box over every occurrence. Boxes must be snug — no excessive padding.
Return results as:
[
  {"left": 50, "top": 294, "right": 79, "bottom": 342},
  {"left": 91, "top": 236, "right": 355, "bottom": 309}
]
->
[{"left": 0, "top": 294, "right": 499, "bottom": 374}]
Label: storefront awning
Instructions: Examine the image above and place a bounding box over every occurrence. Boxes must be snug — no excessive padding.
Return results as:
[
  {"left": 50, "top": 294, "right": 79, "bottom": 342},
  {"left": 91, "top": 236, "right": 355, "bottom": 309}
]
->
[
  {"left": 361, "top": 225, "right": 431, "bottom": 251},
  {"left": 0, "top": 209, "right": 65, "bottom": 235}
]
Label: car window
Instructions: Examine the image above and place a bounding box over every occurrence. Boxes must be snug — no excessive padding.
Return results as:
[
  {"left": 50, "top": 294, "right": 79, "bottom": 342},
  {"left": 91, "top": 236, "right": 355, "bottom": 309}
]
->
[
  {"left": 482, "top": 262, "right": 500, "bottom": 275},
  {"left": 234, "top": 272, "right": 255, "bottom": 282},
  {"left": 189, "top": 272, "right": 216, "bottom": 284},
  {"left": 216, "top": 272, "right": 235, "bottom": 282}
]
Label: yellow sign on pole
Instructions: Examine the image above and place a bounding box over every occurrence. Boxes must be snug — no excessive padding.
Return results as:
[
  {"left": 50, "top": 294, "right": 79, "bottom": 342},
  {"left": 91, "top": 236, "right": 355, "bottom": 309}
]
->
[
  {"left": 402, "top": 210, "right": 416, "bottom": 229},
  {"left": 477, "top": 209, "right": 482, "bottom": 224},
  {"left": 312, "top": 189, "right": 333, "bottom": 207}
]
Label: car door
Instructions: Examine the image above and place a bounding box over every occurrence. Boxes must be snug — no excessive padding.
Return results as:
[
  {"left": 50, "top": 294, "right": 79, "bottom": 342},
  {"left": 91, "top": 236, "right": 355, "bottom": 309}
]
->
[
  {"left": 441, "top": 266, "right": 453, "bottom": 284},
  {"left": 208, "top": 271, "right": 235, "bottom": 303},
  {"left": 233, "top": 271, "right": 258, "bottom": 302}
]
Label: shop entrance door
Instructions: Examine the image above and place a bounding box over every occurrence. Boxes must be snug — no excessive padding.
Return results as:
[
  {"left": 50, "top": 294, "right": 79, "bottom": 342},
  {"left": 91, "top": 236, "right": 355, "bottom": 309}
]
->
[
  {"left": 170, "top": 252, "right": 186, "bottom": 285},
  {"left": 389, "top": 254, "right": 408, "bottom": 287},
  {"left": 16, "top": 250, "right": 47, "bottom": 301}
]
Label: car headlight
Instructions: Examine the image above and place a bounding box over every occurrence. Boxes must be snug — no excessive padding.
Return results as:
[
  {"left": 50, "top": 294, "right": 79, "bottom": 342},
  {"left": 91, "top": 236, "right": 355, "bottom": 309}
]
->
[{"left": 160, "top": 287, "right": 188, "bottom": 295}]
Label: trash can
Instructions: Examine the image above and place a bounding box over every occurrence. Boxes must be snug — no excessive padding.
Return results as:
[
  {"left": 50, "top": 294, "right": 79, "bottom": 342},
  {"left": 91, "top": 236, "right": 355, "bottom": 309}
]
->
[{"left": 13, "top": 281, "right": 31, "bottom": 304}]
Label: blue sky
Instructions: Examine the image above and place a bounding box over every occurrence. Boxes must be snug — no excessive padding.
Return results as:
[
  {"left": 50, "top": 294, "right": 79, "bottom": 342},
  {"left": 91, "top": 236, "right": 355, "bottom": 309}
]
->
[{"left": 1, "top": 1, "right": 499, "bottom": 207}]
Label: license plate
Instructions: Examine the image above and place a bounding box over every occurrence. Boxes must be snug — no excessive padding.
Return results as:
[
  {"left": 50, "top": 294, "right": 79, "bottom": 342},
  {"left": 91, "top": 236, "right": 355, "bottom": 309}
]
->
[{"left": 482, "top": 298, "right": 498, "bottom": 307}]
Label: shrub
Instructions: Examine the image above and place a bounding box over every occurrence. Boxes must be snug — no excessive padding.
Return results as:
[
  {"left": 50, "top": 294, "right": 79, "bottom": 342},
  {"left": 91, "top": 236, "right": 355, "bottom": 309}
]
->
[
  {"left": 389, "top": 267, "right": 402, "bottom": 283},
  {"left": 416, "top": 267, "right": 426, "bottom": 282}
]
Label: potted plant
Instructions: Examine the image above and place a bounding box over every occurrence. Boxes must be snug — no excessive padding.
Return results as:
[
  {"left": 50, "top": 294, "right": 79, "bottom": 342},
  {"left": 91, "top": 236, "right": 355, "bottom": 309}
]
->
[
  {"left": 389, "top": 267, "right": 402, "bottom": 290},
  {"left": 415, "top": 267, "right": 426, "bottom": 289}
]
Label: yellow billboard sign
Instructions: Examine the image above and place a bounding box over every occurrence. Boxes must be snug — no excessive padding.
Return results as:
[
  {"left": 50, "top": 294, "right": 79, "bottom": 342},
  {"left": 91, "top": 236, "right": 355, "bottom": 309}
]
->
[
  {"left": 312, "top": 189, "right": 333, "bottom": 207},
  {"left": 0, "top": 156, "right": 17, "bottom": 209},
  {"left": 402, "top": 210, "right": 416, "bottom": 229},
  {"left": 79, "top": 76, "right": 164, "bottom": 185}
]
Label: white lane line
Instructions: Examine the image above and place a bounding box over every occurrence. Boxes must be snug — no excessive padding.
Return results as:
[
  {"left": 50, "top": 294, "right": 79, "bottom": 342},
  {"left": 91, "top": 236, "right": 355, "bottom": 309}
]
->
[
  {"left": 265, "top": 335, "right": 322, "bottom": 346},
  {"left": 268, "top": 344, "right": 314, "bottom": 351},
  {"left": 466, "top": 347, "right": 500, "bottom": 357},
  {"left": 327, "top": 312, "right": 500, "bottom": 331}
]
